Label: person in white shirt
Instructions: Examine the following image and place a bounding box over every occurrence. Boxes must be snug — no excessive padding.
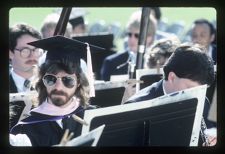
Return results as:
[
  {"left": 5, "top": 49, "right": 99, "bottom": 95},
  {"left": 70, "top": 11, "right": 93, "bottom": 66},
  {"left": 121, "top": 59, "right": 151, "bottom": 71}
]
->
[
  {"left": 9, "top": 23, "right": 42, "bottom": 129},
  {"left": 10, "top": 134, "right": 32, "bottom": 146},
  {"left": 191, "top": 19, "right": 217, "bottom": 64}
]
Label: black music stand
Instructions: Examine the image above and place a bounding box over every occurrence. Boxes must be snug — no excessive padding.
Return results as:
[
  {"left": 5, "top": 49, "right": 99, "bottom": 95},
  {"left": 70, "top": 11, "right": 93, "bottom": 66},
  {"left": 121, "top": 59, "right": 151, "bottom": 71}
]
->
[
  {"left": 140, "top": 74, "right": 163, "bottom": 90},
  {"left": 72, "top": 33, "right": 116, "bottom": 80},
  {"left": 82, "top": 85, "right": 207, "bottom": 146},
  {"left": 90, "top": 86, "right": 125, "bottom": 107}
]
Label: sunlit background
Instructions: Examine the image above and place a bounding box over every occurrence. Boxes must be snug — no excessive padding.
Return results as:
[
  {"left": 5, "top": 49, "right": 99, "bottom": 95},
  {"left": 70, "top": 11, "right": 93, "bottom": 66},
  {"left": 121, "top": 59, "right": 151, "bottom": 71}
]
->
[{"left": 9, "top": 7, "right": 216, "bottom": 51}]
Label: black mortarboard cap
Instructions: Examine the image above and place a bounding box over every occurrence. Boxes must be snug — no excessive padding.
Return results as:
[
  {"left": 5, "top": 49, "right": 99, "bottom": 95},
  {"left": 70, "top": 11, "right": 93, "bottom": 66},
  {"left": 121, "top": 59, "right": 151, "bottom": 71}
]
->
[
  {"left": 68, "top": 8, "right": 87, "bottom": 27},
  {"left": 72, "top": 33, "right": 116, "bottom": 80},
  {"left": 28, "top": 35, "right": 104, "bottom": 63},
  {"left": 72, "top": 33, "right": 114, "bottom": 49},
  {"left": 28, "top": 35, "right": 102, "bottom": 97},
  {"left": 55, "top": 7, "right": 87, "bottom": 28},
  {"left": 69, "top": 16, "right": 85, "bottom": 27}
]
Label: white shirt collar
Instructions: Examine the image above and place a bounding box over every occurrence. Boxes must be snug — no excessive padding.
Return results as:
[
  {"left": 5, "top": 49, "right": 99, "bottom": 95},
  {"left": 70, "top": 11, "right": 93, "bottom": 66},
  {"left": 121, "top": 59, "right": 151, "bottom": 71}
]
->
[
  {"left": 56, "top": 119, "right": 63, "bottom": 129},
  {"left": 208, "top": 45, "right": 213, "bottom": 59},
  {"left": 162, "top": 80, "right": 167, "bottom": 95},
  {"left": 11, "top": 69, "right": 34, "bottom": 92}
]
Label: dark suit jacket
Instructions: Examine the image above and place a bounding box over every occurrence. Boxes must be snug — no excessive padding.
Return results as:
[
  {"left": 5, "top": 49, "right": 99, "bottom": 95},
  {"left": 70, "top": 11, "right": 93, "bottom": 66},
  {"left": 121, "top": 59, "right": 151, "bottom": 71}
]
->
[
  {"left": 211, "top": 44, "right": 217, "bottom": 65},
  {"left": 10, "top": 106, "right": 85, "bottom": 146},
  {"left": 9, "top": 74, "right": 26, "bottom": 130},
  {"left": 126, "top": 79, "right": 216, "bottom": 128},
  {"left": 100, "top": 51, "right": 130, "bottom": 81},
  {"left": 127, "top": 79, "right": 164, "bottom": 103}
]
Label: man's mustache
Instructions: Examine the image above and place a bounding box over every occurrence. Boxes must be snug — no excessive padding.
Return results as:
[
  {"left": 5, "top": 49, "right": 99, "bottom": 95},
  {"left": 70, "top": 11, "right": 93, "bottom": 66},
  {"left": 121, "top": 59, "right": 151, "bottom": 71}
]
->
[
  {"left": 25, "top": 60, "right": 38, "bottom": 64},
  {"left": 50, "top": 90, "right": 68, "bottom": 97}
]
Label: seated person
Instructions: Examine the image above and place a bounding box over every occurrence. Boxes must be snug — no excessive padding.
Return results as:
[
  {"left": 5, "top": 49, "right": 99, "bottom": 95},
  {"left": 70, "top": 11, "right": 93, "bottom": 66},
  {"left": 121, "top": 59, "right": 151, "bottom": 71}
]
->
[
  {"left": 10, "top": 36, "right": 96, "bottom": 146},
  {"left": 126, "top": 43, "right": 216, "bottom": 146},
  {"left": 100, "top": 10, "right": 157, "bottom": 81},
  {"left": 191, "top": 19, "right": 217, "bottom": 64},
  {"left": 144, "top": 36, "right": 180, "bottom": 69}
]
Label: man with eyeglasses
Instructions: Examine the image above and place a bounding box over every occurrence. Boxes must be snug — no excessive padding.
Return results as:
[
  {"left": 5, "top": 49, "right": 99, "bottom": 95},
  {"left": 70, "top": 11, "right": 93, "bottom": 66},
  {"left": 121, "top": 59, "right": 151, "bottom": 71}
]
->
[
  {"left": 9, "top": 23, "right": 42, "bottom": 129},
  {"left": 100, "top": 10, "right": 157, "bottom": 81},
  {"left": 10, "top": 36, "right": 99, "bottom": 146}
]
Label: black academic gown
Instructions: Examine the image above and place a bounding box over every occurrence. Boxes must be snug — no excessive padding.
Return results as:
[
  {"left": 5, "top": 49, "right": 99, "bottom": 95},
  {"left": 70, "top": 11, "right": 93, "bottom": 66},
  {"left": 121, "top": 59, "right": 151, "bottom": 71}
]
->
[
  {"left": 10, "top": 106, "right": 85, "bottom": 146},
  {"left": 126, "top": 80, "right": 216, "bottom": 145},
  {"left": 100, "top": 51, "right": 130, "bottom": 81},
  {"left": 9, "top": 74, "right": 26, "bottom": 130}
]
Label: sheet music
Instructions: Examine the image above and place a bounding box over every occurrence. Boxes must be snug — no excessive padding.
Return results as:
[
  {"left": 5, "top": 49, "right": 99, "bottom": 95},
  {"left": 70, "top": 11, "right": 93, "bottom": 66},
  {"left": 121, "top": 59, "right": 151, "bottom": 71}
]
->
[
  {"left": 94, "top": 80, "right": 127, "bottom": 90},
  {"left": 10, "top": 91, "right": 38, "bottom": 121},
  {"left": 9, "top": 91, "right": 38, "bottom": 102},
  {"left": 110, "top": 74, "right": 129, "bottom": 82}
]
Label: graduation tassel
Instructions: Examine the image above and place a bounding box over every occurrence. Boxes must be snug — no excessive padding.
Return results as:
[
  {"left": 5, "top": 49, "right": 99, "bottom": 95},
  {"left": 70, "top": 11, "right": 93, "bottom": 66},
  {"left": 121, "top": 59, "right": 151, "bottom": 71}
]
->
[
  {"left": 85, "top": 43, "right": 95, "bottom": 97},
  {"left": 72, "top": 114, "right": 88, "bottom": 126}
]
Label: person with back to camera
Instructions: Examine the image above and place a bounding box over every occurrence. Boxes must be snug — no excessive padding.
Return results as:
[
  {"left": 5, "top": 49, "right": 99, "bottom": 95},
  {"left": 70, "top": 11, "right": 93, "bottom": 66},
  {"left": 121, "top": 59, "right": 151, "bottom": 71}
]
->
[{"left": 126, "top": 43, "right": 217, "bottom": 146}]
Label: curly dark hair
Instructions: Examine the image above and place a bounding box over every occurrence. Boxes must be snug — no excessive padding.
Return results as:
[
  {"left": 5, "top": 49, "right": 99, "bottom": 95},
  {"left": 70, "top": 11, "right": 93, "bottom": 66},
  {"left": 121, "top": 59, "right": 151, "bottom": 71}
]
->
[
  {"left": 35, "top": 59, "right": 90, "bottom": 108},
  {"left": 145, "top": 38, "right": 180, "bottom": 68}
]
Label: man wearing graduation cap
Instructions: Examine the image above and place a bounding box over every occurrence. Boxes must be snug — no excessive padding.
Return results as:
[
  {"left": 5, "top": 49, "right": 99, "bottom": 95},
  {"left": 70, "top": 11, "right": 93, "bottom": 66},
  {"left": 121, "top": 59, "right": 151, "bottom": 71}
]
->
[
  {"left": 53, "top": 7, "right": 87, "bottom": 36},
  {"left": 10, "top": 35, "right": 98, "bottom": 146},
  {"left": 68, "top": 8, "right": 87, "bottom": 36}
]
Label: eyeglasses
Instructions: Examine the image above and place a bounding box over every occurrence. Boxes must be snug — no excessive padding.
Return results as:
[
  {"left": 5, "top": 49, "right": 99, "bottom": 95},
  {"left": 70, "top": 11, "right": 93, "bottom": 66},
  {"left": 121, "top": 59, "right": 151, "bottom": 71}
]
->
[
  {"left": 14, "top": 47, "right": 43, "bottom": 58},
  {"left": 42, "top": 74, "right": 77, "bottom": 88},
  {"left": 126, "top": 32, "right": 139, "bottom": 39}
]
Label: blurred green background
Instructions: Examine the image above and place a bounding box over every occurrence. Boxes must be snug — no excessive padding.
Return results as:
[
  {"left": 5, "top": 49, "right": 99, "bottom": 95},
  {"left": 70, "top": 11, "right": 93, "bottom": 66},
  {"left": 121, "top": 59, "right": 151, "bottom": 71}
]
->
[
  {"left": 9, "top": 7, "right": 216, "bottom": 30},
  {"left": 9, "top": 7, "right": 216, "bottom": 51}
]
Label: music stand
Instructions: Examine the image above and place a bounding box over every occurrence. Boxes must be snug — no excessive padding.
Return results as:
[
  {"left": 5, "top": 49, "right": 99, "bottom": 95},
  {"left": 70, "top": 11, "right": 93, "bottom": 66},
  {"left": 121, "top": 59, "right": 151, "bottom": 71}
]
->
[
  {"left": 72, "top": 33, "right": 116, "bottom": 80},
  {"left": 82, "top": 85, "right": 207, "bottom": 146},
  {"left": 91, "top": 81, "right": 126, "bottom": 107},
  {"left": 139, "top": 74, "right": 163, "bottom": 90},
  {"left": 9, "top": 91, "right": 37, "bottom": 121},
  {"left": 136, "top": 68, "right": 163, "bottom": 92},
  {"left": 55, "top": 124, "right": 105, "bottom": 147}
]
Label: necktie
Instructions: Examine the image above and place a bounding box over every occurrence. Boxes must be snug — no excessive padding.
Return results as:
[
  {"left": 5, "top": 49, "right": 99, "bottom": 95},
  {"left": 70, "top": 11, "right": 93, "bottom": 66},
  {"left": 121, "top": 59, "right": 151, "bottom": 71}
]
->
[{"left": 23, "top": 79, "right": 31, "bottom": 91}]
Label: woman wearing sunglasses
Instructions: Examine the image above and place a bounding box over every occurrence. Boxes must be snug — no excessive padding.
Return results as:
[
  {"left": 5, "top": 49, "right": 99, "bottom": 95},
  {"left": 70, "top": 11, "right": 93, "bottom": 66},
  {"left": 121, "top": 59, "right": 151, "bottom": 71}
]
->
[{"left": 10, "top": 36, "right": 98, "bottom": 146}]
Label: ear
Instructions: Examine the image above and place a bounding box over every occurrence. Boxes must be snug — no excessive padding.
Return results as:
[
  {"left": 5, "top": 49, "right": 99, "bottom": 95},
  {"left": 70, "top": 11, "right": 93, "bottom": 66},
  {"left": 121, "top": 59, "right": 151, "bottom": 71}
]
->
[
  {"left": 167, "top": 72, "right": 177, "bottom": 83},
  {"left": 9, "top": 50, "right": 14, "bottom": 59},
  {"left": 77, "top": 83, "right": 80, "bottom": 88},
  {"left": 210, "top": 34, "right": 215, "bottom": 43}
]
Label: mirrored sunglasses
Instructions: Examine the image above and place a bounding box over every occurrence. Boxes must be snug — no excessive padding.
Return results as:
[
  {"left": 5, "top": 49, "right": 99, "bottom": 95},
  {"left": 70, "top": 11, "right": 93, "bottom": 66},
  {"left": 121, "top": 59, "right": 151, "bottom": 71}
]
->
[{"left": 42, "top": 74, "right": 77, "bottom": 88}]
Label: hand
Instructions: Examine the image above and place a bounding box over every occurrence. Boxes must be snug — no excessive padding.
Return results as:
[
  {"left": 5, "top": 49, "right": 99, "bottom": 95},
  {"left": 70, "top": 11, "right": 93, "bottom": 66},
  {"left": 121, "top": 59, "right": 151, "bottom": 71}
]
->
[
  {"left": 203, "top": 135, "right": 217, "bottom": 146},
  {"left": 121, "top": 79, "right": 143, "bottom": 104}
]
